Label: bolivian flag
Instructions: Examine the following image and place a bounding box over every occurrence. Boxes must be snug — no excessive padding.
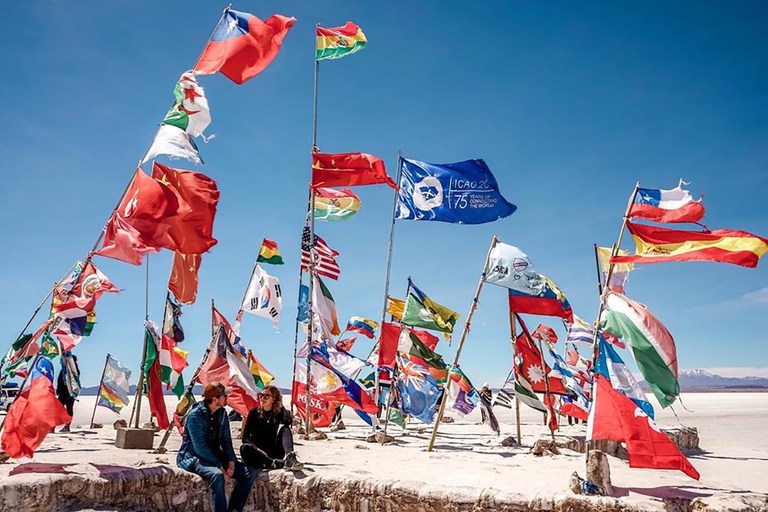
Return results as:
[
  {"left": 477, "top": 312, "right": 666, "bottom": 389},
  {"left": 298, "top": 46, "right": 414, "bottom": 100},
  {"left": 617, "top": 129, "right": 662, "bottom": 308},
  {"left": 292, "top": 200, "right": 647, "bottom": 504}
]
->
[
  {"left": 314, "top": 187, "right": 361, "bottom": 222},
  {"left": 612, "top": 222, "right": 768, "bottom": 269},
  {"left": 316, "top": 22, "right": 367, "bottom": 61},
  {"left": 256, "top": 238, "right": 284, "bottom": 265}
]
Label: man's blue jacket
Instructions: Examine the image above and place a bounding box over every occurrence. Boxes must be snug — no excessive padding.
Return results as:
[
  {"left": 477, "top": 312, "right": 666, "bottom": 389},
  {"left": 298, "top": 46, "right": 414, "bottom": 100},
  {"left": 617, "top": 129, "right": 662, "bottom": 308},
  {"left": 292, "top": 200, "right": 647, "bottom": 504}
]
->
[{"left": 177, "top": 402, "right": 237, "bottom": 470}]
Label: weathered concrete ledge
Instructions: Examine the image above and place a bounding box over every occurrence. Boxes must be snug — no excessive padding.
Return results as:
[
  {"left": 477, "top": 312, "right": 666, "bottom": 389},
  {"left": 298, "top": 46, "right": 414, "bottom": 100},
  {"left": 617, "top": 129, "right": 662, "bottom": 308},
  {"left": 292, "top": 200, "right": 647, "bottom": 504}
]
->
[{"left": 0, "top": 463, "right": 764, "bottom": 512}]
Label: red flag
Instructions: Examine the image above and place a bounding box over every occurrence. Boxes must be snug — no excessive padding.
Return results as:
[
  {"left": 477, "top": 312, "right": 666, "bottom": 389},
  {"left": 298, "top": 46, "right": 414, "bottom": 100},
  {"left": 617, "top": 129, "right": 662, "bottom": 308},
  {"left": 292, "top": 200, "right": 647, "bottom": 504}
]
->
[
  {"left": 169, "top": 252, "right": 202, "bottom": 305},
  {"left": 546, "top": 394, "right": 558, "bottom": 432},
  {"left": 377, "top": 322, "right": 400, "bottom": 369},
  {"left": 96, "top": 211, "right": 161, "bottom": 265},
  {"left": 194, "top": 10, "right": 295, "bottom": 84},
  {"left": 336, "top": 337, "right": 357, "bottom": 352},
  {"left": 532, "top": 324, "right": 558, "bottom": 345},
  {"left": 197, "top": 328, "right": 259, "bottom": 417},
  {"left": 151, "top": 162, "right": 220, "bottom": 255},
  {"left": 291, "top": 379, "right": 336, "bottom": 428},
  {"left": 312, "top": 152, "right": 396, "bottom": 189},
  {"left": 514, "top": 318, "right": 569, "bottom": 395},
  {"left": 147, "top": 358, "right": 170, "bottom": 430},
  {"left": 588, "top": 375, "right": 700, "bottom": 480},
  {"left": 1, "top": 358, "right": 71, "bottom": 458}
]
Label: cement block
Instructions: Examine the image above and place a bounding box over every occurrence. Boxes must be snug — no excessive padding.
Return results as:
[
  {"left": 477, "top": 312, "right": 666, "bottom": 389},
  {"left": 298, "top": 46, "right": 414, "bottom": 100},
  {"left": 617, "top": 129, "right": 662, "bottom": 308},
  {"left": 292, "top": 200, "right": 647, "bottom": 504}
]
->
[{"left": 115, "top": 427, "right": 154, "bottom": 450}]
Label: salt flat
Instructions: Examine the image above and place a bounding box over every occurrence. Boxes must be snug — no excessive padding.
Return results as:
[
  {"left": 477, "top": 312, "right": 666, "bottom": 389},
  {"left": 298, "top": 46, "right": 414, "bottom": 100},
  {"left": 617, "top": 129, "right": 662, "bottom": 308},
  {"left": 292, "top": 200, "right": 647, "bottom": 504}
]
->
[{"left": 1, "top": 392, "right": 766, "bottom": 510}]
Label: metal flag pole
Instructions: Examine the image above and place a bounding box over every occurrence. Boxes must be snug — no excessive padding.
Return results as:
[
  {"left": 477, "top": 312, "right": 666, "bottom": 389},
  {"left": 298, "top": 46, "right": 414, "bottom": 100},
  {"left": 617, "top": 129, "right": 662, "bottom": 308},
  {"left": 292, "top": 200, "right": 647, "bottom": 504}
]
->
[
  {"left": 593, "top": 243, "right": 605, "bottom": 296},
  {"left": 427, "top": 236, "right": 497, "bottom": 452},
  {"left": 584, "top": 181, "right": 641, "bottom": 461},
  {"left": 372, "top": 150, "right": 403, "bottom": 428},
  {"left": 90, "top": 354, "right": 111, "bottom": 428}
]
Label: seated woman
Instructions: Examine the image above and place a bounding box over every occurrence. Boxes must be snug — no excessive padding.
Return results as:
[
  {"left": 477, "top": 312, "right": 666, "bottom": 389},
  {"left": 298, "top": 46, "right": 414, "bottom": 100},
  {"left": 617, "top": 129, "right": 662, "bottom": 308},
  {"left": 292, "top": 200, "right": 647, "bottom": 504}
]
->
[{"left": 241, "top": 385, "right": 303, "bottom": 471}]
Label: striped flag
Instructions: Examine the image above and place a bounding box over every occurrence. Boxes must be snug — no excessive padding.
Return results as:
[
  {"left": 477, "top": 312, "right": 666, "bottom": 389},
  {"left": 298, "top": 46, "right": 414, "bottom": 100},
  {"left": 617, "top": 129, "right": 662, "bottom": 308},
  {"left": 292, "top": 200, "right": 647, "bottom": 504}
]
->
[
  {"left": 565, "top": 315, "right": 595, "bottom": 347},
  {"left": 300, "top": 226, "right": 340, "bottom": 280}
]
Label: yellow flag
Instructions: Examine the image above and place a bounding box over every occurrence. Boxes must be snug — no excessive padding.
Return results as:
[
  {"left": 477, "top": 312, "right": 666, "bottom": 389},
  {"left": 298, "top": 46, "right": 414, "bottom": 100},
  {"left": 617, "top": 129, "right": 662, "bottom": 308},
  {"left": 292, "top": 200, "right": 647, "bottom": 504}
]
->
[
  {"left": 597, "top": 246, "right": 634, "bottom": 273},
  {"left": 386, "top": 297, "right": 405, "bottom": 320}
]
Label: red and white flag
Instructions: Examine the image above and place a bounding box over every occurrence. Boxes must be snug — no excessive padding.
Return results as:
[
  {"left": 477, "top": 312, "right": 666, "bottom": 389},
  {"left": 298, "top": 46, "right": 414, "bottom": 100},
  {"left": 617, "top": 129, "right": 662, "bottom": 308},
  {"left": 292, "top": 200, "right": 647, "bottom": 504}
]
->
[
  {"left": 588, "top": 375, "right": 700, "bottom": 480},
  {"left": 300, "top": 227, "right": 340, "bottom": 280}
]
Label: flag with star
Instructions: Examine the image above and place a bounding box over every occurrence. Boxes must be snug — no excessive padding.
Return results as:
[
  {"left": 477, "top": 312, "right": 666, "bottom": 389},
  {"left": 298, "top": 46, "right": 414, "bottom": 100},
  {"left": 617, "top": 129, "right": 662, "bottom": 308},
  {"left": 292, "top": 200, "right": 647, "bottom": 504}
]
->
[{"left": 162, "top": 70, "right": 212, "bottom": 139}]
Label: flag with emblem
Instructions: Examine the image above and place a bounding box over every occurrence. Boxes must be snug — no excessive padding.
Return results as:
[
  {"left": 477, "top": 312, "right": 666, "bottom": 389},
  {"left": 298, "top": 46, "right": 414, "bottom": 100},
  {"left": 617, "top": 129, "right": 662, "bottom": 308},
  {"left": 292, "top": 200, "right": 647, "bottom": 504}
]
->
[
  {"left": 396, "top": 356, "right": 441, "bottom": 424},
  {"left": 313, "top": 187, "right": 361, "bottom": 222},
  {"left": 159, "top": 297, "right": 189, "bottom": 397},
  {"left": 402, "top": 280, "right": 460, "bottom": 334},
  {"left": 513, "top": 318, "right": 568, "bottom": 396},
  {"left": 162, "top": 70, "right": 211, "bottom": 138},
  {"left": 240, "top": 264, "right": 282, "bottom": 329},
  {"left": 316, "top": 22, "right": 367, "bottom": 60},
  {"left": 312, "top": 152, "right": 396, "bottom": 189}
]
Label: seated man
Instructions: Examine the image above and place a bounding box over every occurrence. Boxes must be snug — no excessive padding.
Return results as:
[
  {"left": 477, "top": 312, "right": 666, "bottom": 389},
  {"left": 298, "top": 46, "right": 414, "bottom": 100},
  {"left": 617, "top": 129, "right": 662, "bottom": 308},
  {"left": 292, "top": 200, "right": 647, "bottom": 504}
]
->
[
  {"left": 240, "top": 385, "right": 303, "bottom": 471},
  {"left": 177, "top": 382, "right": 257, "bottom": 512}
]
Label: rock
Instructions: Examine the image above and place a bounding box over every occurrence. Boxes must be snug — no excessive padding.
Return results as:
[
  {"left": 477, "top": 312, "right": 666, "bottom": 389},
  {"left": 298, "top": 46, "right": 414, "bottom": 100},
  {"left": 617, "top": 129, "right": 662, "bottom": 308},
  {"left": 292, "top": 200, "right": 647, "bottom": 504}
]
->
[
  {"left": 586, "top": 450, "right": 612, "bottom": 497},
  {"left": 501, "top": 436, "right": 519, "bottom": 447},
  {"left": 663, "top": 427, "right": 700, "bottom": 452},
  {"left": 90, "top": 423, "right": 103, "bottom": 429},
  {"left": 441, "top": 416, "right": 454, "bottom": 423},
  {"left": 142, "top": 422, "right": 160, "bottom": 432},
  {"left": 0, "top": 451, "right": 10, "bottom": 464},
  {"left": 556, "top": 436, "right": 585, "bottom": 453},
  {"left": 302, "top": 431, "right": 328, "bottom": 441},
  {"left": 530, "top": 439, "right": 560, "bottom": 456},
  {"left": 154, "top": 457, "right": 169, "bottom": 464},
  {"left": 293, "top": 424, "right": 306, "bottom": 435},
  {"left": 330, "top": 420, "right": 346, "bottom": 431},
  {"left": 568, "top": 471, "right": 584, "bottom": 494},
  {"left": 588, "top": 439, "right": 627, "bottom": 459},
  {"left": 113, "top": 420, "right": 128, "bottom": 430},
  {"left": 354, "top": 444, "right": 370, "bottom": 450},
  {"left": 366, "top": 432, "right": 395, "bottom": 444},
  {"left": 152, "top": 446, "right": 168, "bottom": 455}
]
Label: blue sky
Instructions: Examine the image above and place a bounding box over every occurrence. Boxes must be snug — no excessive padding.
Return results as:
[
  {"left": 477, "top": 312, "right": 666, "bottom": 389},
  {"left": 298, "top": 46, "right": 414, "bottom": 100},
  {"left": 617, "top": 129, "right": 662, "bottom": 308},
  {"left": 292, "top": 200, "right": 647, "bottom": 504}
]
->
[{"left": 1, "top": 1, "right": 767, "bottom": 387}]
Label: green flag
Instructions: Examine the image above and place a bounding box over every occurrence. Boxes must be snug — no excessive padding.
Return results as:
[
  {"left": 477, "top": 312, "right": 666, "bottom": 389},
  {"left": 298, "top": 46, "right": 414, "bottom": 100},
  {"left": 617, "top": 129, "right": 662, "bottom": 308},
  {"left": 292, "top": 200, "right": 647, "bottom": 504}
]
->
[{"left": 401, "top": 281, "right": 459, "bottom": 334}]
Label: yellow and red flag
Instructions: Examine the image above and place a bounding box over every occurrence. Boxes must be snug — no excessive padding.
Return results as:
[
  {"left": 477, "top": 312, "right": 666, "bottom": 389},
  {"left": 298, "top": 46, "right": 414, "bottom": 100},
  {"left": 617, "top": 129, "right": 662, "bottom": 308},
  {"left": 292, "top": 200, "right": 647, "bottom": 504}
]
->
[{"left": 316, "top": 22, "right": 366, "bottom": 61}]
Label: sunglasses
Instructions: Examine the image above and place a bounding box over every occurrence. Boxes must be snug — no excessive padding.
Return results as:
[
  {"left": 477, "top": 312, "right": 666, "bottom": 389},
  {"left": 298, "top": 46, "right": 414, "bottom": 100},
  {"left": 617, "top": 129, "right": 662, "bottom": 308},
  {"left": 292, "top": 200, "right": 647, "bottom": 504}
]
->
[{"left": 259, "top": 393, "right": 274, "bottom": 400}]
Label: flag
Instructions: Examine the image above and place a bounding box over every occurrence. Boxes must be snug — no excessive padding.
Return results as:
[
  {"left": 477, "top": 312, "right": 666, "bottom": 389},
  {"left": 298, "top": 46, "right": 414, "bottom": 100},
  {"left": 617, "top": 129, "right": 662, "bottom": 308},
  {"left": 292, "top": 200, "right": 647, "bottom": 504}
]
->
[
  {"left": 597, "top": 246, "right": 633, "bottom": 294},
  {"left": 492, "top": 388, "right": 515, "bottom": 409},
  {"left": 397, "top": 328, "right": 448, "bottom": 379},
  {"left": 248, "top": 350, "right": 274, "bottom": 388},
  {"left": 72, "top": 261, "right": 119, "bottom": 299},
  {"left": 314, "top": 342, "right": 369, "bottom": 380},
  {"left": 296, "top": 284, "right": 309, "bottom": 323},
  {"left": 595, "top": 337, "right": 654, "bottom": 419},
  {"left": 479, "top": 390, "right": 501, "bottom": 433},
  {"left": 316, "top": 22, "right": 367, "bottom": 60},
  {"left": 565, "top": 316, "right": 596, "bottom": 348},
  {"left": 446, "top": 367, "right": 478, "bottom": 416},
  {"left": 336, "top": 337, "right": 357, "bottom": 352},
  {"left": 40, "top": 333, "right": 59, "bottom": 359},
  {"left": 142, "top": 124, "right": 202, "bottom": 165},
  {"left": 96, "top": 212, "right": 159, "bottom": 265},
  {"left": 402, "top": 280, "right": 459, "bottom": 334},
  {"left": 60, "top": 351, "right": 81, "bottom": 398},
  {"left": 612, "top": 222, "right": 768, "bottom": 269},
  {"left": 486, "top": 242, "right": 573, "bottom": 322},
  {"left": 600, "top": 292, "right": 679, "bottom": 408},
  {"left": 313, "top": 187, "right": 361, "bottom": 222},
  {"left": 162, "top": 70, "right": 212, "bottom": 138},
  {"left": 386, "top": 297, "right": 405, "bottom": 320},
  {"left": 560, "top": 396, "right": 590, "bottom": 421},
  {"left": 312, "top": 152, "right": 396, "bottom": 189},
  {"left": 629, "top": 181, "right": 705, "bottom": 224},
  {"left": 1, "top": 358, "right": 71, "bottom": 458},
  {"left": 396, "top": 356, "right": 441, "bottom": 424},
  {"left": 143, "top": 322, "right": 170, "bottom": 430},
  {"left": 256, "top": 238, "right": 284, "bottom": 265},
  {"left": 309, "top": 349, "right": 377, "bottom": 413},
  {"left": 291, "top": 361, "right": 337, "bottom": 428},
  {"left": 301, "top": 227, "right": 341, "bottom": 280},
  {"left": 514, "top": 377, "right": 548, "bottom": 414},
  {"left": 169, "top": 252, "right": 202, "bottom": 305},
  {"left": 98, "top": 355, "right": 131, "bottom": 414},
  {"left": 346, "top": 316, "right": 379, "bottom": 339},
  {"left": 151, "top": 162, "right": 220, "bottom": 255},
  {"left": 240, "top": 264, "right": 282, "bottom": 329},
  {"left": 2, "top": 333, "right": 40, "bottom": 378},
  {"left": 513, "top": 318, "right": 569, "bottom": 395},
  {"left": 312, "top": 274, "right": 340, "bottom": 336},
  {"left": 197, "top": 324, "right": 260, "bottom": 417},
  {"left": 159, "top": 297, "right": 189, "bottom": 397},
  {"left": 396, "top": 158, "right": 516, "bottom": 224},
  {"left": 588, "top": 375, "right": 699, "bottom": 480},
  {"left": 532, "top": 325, "right": 558, "bottom": 345},
  {"left": 194, "top": 9, "right": 295, "bottom": 84}
]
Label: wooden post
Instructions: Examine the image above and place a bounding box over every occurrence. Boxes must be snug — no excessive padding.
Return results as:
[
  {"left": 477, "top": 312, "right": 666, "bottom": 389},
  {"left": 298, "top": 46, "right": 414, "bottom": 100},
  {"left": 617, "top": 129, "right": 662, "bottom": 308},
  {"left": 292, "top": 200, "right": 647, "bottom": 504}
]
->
[
  {"left": 427, "top": 236, "right": 498, "bottom": 452},
  {"left": 90, "top": 354, "right": 111, "bottom": 428},
  {"left": 535, "top": 335, "right": 556, "bottom": 441},
  {"left": 381, "top": 279, "right": 412, "bottom": 443},
  {"left": 508, "top": 309, "right": 522, "bottom": 445}
]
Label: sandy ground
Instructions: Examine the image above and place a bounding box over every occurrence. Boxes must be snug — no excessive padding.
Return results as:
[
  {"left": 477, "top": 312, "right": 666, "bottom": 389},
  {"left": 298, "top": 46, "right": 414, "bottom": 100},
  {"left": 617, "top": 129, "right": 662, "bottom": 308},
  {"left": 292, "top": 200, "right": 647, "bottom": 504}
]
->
[{"left": 1, "top": 392, "right": 766, "bottom": 507}]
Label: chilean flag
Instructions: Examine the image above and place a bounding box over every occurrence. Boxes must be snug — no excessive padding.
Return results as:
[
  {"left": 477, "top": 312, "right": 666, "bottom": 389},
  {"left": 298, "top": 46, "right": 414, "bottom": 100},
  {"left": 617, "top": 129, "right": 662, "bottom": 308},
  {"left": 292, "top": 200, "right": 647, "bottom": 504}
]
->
[
  {"left": 195, "top": 9, "right": 295, "bottom": 84},
  {"left": 628, "top": 181, "right": 704, "bottom": 224}
]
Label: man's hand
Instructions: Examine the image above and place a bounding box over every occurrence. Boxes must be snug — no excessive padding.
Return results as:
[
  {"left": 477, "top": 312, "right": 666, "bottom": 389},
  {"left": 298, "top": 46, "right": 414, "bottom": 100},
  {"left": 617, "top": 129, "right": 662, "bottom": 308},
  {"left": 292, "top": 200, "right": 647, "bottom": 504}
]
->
[{"left": 226, "top": 461, "right": 235, "bottom": 479}]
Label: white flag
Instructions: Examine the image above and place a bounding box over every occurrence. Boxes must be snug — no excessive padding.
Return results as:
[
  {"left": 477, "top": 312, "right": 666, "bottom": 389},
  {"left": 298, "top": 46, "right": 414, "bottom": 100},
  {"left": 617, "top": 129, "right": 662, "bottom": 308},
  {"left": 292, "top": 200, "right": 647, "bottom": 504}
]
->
[
  {"left": 241, "top": 264, "right": 282, "bottom": 328},
  {"left": 142, "top": 124, "right": 203, "bottom": 165},
  {"left": 485, "top": 242, "right": 545, "bottom": 295},
  {"left": 162, "top": 71, "right": 212, "bottom": 138}
]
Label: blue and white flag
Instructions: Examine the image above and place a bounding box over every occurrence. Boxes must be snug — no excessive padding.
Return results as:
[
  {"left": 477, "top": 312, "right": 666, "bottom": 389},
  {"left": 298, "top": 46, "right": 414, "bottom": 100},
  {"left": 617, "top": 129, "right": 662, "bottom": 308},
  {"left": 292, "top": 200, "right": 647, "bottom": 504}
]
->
[
  {"left": 396, "top": 356, "right": 441, "bottom": 424},
  {"left": 396, "top": 158, "right": 516, "bottom": 224},
  {"left": 594, "top": 337, "right": 654, "bottom": 419},
  {"left": 296, "top": 284, "right": 309, "bottom": 323}
]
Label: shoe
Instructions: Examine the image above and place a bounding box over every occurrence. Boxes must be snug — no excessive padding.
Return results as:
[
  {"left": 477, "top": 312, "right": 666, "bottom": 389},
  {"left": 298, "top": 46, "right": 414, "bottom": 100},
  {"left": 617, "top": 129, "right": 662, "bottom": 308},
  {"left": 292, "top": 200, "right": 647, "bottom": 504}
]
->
[
  {"left": 283, "top": 451, "right": 304, "bottom": 471},
  {"left": 271, "top": 457, "right": 285, "bottom": 469},
  {"left": 60, "top": 425, "right": 71, "bottom": 433}
]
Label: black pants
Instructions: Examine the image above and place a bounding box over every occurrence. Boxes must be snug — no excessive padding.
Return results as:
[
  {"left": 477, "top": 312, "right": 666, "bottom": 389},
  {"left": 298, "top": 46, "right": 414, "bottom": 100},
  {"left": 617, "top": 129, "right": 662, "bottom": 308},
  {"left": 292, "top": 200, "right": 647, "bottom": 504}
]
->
[
  {"left": 58, "top": 395, "right": 74, "bottom": 421},
  {"left": 240, "top": 426, "right": 294, "bottom": 469}
]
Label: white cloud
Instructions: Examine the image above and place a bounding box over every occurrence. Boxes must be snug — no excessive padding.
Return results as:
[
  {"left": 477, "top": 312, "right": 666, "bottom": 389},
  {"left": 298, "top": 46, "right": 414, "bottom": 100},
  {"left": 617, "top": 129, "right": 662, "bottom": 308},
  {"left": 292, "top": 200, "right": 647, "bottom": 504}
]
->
[
  {"left": 740, "top": 287, "right": 768, "bottom": 304},
  {"left": 703, "top": 367, "right": 768, "bottom": 378}
]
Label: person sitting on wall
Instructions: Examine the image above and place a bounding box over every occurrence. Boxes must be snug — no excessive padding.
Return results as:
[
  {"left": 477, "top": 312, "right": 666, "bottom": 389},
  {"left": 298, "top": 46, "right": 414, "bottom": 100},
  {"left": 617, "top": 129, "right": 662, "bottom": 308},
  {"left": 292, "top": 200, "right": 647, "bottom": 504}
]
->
[
  {"left": 241, "top": 385, "right": 303, "bottom": 471},
  {"left": 177, "top": 382, "right": 258, "bottom": 512}
]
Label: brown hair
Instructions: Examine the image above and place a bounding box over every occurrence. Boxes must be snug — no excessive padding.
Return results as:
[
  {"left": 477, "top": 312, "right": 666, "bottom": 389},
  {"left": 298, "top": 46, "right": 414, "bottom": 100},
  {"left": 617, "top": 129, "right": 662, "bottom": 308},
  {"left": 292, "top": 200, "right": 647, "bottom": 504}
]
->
[{"left": 260, "top": 385, "right": 283, "bottom": 415}]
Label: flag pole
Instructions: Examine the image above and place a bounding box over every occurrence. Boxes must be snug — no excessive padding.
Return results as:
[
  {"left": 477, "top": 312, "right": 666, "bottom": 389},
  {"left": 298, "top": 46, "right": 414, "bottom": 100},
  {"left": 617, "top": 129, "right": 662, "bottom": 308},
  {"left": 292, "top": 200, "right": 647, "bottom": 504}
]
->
[
  {"left": 507, "top": 308, "right": 522, "bottom": 445},
  {"left": 584, "top": 181, "right": 641, "bottom": 461},
  {"left": 90, "top": 354, "right": 111, "bottom": 428},
  {"left": 372, "top": 150, "right": 403, "bottom": 427},
  {"left": 535, "top": 334, "right": 556, "bottom": 442},
  {"left": 130, "top": 256, "right": 152, "bottom": 429},
  {"left": 381, "top": 278, "right": 412, "bottom": 443},
  {"left": 427, "top": 236, "right": 497, "bottom": 452},
  {"left": 593, "top": 244, "right": 604, "bottom": 296}
]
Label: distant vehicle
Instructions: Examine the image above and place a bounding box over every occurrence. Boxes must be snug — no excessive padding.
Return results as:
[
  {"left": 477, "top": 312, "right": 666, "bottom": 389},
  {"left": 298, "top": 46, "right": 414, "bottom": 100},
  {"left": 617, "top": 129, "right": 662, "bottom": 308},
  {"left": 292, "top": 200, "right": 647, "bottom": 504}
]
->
[{"left": 0, "top": 376, "right": 20, "bottom": 412}]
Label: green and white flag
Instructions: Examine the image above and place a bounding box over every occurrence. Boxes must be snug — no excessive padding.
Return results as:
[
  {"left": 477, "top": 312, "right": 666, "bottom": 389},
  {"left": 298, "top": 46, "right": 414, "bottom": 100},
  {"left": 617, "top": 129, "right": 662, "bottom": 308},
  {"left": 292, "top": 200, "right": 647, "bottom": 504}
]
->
[
  {"left": 162, "top": 71, "right": 212, "bottom": 139},
  {"left": 398, "top": 329, "right": 447, "bottom": 371},
  {"left": 142, "top": 124, "right": 203, "bottom": 165}
]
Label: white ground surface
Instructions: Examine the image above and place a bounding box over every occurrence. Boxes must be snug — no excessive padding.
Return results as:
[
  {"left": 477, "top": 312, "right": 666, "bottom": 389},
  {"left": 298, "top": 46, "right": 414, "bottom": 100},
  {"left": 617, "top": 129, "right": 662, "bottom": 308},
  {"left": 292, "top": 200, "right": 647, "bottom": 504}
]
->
[{"left": 1, "top": 392, "right": 766, "bottom": 507}]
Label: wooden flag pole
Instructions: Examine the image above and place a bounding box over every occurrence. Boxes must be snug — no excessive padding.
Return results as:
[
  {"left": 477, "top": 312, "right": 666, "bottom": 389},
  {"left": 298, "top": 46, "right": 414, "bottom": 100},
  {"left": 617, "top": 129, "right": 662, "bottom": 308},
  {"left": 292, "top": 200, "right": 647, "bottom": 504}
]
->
[
  {"left": 372, "top": 150, "right": 403, "bottom": 427},
  {"left": 427, "top": 236, "right": 498, "bottom": 452},
  {"left": 130, "top": 255, "right": 152, "bottom": 429},
  {"left": 381, "top": 278, "right": 412, "bottom": 443},
  {"left": 90, "top": 354, "right": 111, "bottom": 428},
  {"left": 535, "top": 334, "right": 556, "bottom": 442},
  {"left": 508, "top": 308, "right": 522, "bottom": 445}
]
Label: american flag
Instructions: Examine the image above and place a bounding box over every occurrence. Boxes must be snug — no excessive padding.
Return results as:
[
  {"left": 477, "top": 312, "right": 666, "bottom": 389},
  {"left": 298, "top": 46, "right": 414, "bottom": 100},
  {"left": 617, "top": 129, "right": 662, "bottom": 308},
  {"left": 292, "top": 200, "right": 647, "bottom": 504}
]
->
[{"left": 300, "top": 226, "right": 340, "bottom": 280}]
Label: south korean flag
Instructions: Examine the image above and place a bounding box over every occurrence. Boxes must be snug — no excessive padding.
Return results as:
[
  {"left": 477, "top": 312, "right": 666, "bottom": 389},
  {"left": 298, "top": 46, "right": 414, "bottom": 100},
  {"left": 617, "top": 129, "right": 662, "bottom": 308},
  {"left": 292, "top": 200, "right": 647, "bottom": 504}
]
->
[{"left": 241, "top": 264, "right": 283, "bottom": 329}]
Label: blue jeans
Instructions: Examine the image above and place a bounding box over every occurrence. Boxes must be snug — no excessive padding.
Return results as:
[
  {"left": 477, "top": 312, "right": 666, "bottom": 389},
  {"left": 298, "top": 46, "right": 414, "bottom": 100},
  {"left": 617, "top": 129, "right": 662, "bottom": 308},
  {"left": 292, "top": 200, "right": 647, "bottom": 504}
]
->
[{"left": 192, "top": 460, "right": 258, "bottom": 512}]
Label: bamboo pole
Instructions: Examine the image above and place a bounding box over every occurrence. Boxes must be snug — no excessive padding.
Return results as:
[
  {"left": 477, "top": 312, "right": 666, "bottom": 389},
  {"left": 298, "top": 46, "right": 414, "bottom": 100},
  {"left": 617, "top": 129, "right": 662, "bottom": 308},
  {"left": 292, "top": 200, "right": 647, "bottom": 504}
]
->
[
  {"left": 381, "top": 279, "right": 412, "bottom": 443},
  {"left": 130, "top": 255, "right": 152, "bottom": 428},
  {"left": 507, "top": 309, "right": 522, "bottom": 445},
  {"left": 90, "top": 354, "right": 111, "bottom": 428},
  {"left": 427, "top": 236, "right": 498, "bottom": 452},
  {"left": 535, "top": 335, "right": 556, "bottom": 442}
]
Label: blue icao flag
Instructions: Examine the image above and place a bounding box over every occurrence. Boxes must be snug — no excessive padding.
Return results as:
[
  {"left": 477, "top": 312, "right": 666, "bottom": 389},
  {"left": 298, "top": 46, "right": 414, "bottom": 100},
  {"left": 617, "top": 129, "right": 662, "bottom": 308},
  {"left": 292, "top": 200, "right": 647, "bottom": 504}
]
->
[{"left": 396, "top": 158, "right": 517, "bottom": 224}]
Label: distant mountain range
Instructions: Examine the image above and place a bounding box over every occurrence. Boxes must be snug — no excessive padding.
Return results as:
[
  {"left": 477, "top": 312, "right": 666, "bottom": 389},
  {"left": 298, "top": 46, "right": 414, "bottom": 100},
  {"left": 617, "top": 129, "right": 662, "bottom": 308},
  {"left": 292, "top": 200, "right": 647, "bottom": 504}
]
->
[
  {"left": 77, "top": 384, "right": 293, "bottom": 396},
  {"left": 637, "top": 369, "right": 768, "bottom": 392}
]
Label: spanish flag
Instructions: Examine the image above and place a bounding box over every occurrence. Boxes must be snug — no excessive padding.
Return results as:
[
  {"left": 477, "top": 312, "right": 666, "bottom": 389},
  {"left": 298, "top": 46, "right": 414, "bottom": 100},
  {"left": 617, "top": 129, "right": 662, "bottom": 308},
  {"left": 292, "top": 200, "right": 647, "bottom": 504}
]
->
[
  {"left": 316, "top": 22, "right": 366, "bottom": 61},
  {"left": 612, "top": 222, "right": 768, "bottom": 268},
  {"left": 256, "top": 238, "right": 284, "bottom": 265}
]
